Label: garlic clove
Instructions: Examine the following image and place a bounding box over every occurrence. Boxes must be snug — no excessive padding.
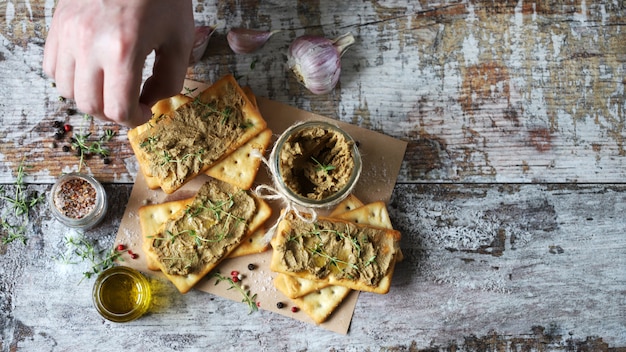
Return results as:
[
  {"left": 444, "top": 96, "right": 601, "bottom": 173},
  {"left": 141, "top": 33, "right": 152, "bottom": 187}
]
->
[
  {"left": 227, "top": 28, "right": 279, "bottom": 54},
  {"left": 287, "top": 33, "right": 355, "bottom": 95},
  {"left": 189, "top": 25, "right": 216, "bottom": 65}
]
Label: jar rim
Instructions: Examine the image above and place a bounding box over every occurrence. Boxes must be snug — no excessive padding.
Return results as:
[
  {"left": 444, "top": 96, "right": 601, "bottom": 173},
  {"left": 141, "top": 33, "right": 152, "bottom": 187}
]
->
[
  {"left": 271, "top": 120, "right": 362, "bottom": 208},
  {"left": 49, "top": 172, "right": 107, "bottom": 229}
]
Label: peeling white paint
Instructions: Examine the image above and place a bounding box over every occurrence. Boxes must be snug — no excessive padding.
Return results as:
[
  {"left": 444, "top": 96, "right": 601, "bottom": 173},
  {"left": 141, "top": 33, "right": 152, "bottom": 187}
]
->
[
  {"left": 461, "top": 33, "right": 479, "bottom": 67},
  {"left": 5, "top": 1, "right": 15, "bottom": 26}
]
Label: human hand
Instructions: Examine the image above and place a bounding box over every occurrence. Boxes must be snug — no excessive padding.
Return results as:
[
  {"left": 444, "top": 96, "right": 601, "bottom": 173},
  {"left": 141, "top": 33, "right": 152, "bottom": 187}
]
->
[{"left": 43, "top": 0, "right": 194, "bottom": 127}]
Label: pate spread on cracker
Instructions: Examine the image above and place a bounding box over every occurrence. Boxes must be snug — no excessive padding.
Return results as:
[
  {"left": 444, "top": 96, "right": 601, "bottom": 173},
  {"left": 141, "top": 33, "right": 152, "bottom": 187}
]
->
[
  {"left": 128, "top": 75, "right": 267, "bottom": 194},
  {"left": 140, "top": 179, "right": 271, "bottom": 293},
  {"left": 270, "top": 211, "right": 401, "bottom": 294}
]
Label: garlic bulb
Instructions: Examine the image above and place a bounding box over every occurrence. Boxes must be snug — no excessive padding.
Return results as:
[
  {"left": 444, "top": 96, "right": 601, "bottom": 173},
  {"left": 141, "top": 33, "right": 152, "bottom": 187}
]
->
[
  {"left": 227, "top": 28, "right": 279, "bottom": 54},
  {"left": 189, "top": 26, "right": 216, "bottom": 65},
  {"left": 287, "top": 33, "right": 355, "bottom": 95}
]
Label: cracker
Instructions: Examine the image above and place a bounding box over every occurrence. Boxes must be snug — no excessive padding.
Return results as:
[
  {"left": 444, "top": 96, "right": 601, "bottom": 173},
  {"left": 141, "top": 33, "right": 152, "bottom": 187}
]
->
[
  {"left": 274, "top": 196, "right": 364, "bottom": 299},
  {"left": 128, "top": 75, "right": 267, "bottom": 194},
  {"left": 270, "top": 211, "right": 401, "bottom": 294},
  {"left": 128, "top": 94, "right": 193, "bottom": 190},
  {"left": 138, "top": 87, "right": 269, "bottom": 191},
  {"left": 336, "top": 201, "right": 403, "bottom": 262},
  {"left": 335, "top": 201, "right": 392, "bottom": 229},
  {"left": 229, "top": 226, "right": 270, "bottom": 258},
  {"left": 292, "top": 285, "right": 352, "bottom": 324},
  {"left": 286, "top": 198, "right": 395, "bottom": 324},
  {"left": 138, "top": 197, "right": 194, "bottom": 271},
  {"left": 328, "top": 194, "right": 365, "bottom": 218},
  {"left": 273, "top": 272, "right": 331, "bottom": 299},
  {"left": 141, "top": 179, "right": 272, "bottom": 293},
  {"left": 205, "top": 128, "right": 272, "bottom": 190},
  {"left": 138, "top": 193, "right": 270, "bottom": 272}
]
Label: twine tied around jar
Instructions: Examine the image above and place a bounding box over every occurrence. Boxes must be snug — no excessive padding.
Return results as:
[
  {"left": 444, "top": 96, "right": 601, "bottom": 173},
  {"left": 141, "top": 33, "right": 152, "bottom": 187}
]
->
[{"left": 250, "top": 148, "right": 317, "bottom": 245}]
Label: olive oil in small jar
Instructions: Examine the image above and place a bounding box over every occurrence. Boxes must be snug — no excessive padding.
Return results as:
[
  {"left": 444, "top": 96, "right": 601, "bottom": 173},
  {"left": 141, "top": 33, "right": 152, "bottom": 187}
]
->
[{"left": 92, "top": 266, "right": 151, "bottom": 322}]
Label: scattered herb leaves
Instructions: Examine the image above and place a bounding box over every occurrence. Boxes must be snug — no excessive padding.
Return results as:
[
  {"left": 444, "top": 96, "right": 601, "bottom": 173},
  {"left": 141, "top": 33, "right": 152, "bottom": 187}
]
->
[
  {"left": 70, "top": 123, "right": 116, "bottom": 172},
  {"left": 58, "top": 235, "right": 124, "bottom": 284},
  {"left": 0, "top": 159, "right": 45, "bottom": 244},
  {"left": 213, "top": 272, "right": 258, "bottom": 314},
  {"left": 311, "top": 156, "right": 336, "bottom": 173}
]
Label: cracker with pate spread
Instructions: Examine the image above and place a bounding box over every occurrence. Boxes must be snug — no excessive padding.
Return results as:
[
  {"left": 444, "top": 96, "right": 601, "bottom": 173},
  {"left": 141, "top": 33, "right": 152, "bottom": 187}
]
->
[
  {"left": 140, "top": 178, "right": 272, "bottom": 293},
  {"left": 270, "top": 211, "right": 401, "bottom": 295},
  {"left": 128, "top": 75, "right": 267, "bottom": 194},
  {"left": 275, "top": 200, "right": 398, "bottom": 324}
]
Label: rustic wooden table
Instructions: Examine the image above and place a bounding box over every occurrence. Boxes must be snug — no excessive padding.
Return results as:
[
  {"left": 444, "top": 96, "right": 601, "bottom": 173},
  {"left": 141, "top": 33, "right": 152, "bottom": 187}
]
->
[{"left": 1, "top": 1, "right": 625, "bottom": 351}]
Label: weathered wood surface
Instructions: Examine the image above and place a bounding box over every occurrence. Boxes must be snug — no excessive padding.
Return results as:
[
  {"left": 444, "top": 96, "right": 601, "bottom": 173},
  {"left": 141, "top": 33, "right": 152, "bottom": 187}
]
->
[
  {"left": 1, "top": 183, "right": 625, "bottom": 351},
  {"left": 1, "top": 0, "right": 625, "bottom": 351}
]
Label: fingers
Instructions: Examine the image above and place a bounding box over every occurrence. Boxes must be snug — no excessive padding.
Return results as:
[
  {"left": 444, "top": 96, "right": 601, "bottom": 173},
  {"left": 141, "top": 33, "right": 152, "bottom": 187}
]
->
[
  {"left": 43, "top": 0, "right": 195, "bottom": 128},
  {"left": 42, "top": 21, "right": 58, "bottom": 79},
  {"left": 140, "top": 2, "right": 194, "bottom": 108},
  {"left": 139, "top": 50, "right": 189, "bottom": 109},
  {"left": 102, "top": 57, "right": 150, "bottom": 127},
  {"left": 73, "top": 65, "right": 104, "bottom": 119}
]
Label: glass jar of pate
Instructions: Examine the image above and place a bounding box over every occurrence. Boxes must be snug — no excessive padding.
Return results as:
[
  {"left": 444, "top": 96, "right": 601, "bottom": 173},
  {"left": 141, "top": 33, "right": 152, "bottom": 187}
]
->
[
  {"left": 271, "top": 121, "right": 362, "bottom": 208},
  {"left": 92, "top": 266, "right": 152, "bottom": 323},
  {"left": 49, "top": 173, "right": 107, "bottom": 229}
]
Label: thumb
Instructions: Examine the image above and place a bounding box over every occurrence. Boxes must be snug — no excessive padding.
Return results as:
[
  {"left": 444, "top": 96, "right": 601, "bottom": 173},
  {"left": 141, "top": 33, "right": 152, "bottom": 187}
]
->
[{"left": 139, "top": 50, "right": 189, "bottom": 108}]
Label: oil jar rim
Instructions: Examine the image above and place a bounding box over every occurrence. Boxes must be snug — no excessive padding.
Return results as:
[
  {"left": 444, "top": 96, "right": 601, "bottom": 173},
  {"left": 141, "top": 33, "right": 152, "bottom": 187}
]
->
[{"left": 92, "top": 266, "right": 151, "bottom": 323}]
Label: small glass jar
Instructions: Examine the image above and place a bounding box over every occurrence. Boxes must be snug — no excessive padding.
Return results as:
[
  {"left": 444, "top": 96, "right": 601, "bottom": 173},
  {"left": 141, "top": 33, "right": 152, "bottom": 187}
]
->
[
  {"left": 49, "top": 173, "right": 107, "bottom": 229},
  {"left": 271, "top": 121, "right": 362, "bottom": 208},
  {"left": 92, "top": 266, "right": 152, "bottom": 323}
]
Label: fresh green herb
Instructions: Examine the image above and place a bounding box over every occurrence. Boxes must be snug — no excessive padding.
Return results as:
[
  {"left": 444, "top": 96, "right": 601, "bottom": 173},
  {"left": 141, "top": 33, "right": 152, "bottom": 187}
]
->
[
  {"left": 250, "top": 59, "right": 258, "bottom": 70},
  {"left": 156, "top": 228, "right": 227, "bottom": 247},
  {"left": 71, "top": 125, "right": 116, "bottom": 171},
  {"left": 365, "top": 255, "right": 377, "bottom": 266},
  {"left": 192, "top": 97, "right": 234, "bottom": 124},
  {"left": 185, "top": 192, "right": 243, "bottom": 223},
  {"left": 0, "top": 221, "right": 27, "bottom": 244},
  {"left": 183, "top": 86, "right": 198, "bottom": 97},
  {"left": 159, "top": 148, "right": 205, "bottom": 166},
  {"left": 0, "top": 159, "right": 45, "bottom": 244},
  {"left": 311, "top": 156, "right": 336, "bottom": 173},
  {"left": 59, "top": 235, "right": 124, "bottom": 284},
  {"left": 308, "top": 242, "right": 358, "bottom": 272},
  {"left": 140, "top": 135, "right": 159, "bottom": 151},
  {"left": 213, "top": 272, "right": 258, "bottom": 314}
]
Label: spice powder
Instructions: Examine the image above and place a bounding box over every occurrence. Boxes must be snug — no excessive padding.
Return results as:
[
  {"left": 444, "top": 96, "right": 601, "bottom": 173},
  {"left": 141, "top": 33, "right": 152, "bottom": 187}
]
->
[{"left": 53, "top": 178, "right": 97, "bottom": 219}]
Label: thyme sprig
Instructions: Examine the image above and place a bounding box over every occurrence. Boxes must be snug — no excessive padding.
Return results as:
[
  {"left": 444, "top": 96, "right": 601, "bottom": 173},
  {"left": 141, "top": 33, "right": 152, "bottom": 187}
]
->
[
  {"left": 308, "top": 242, "right": 358, "bottom": 272},
  {"left": 58, "top": 235, "right": 124, "bottom": 283},
  {"left": 192, "top": 97, "right": 234, "bottom": 124},
  {"left": 0, "top": 221, "right": 27, "bottom": 245},
  {"left": 186, "top": 192, "right": 244, "bottom": 224},
  {"left": 0, "top": 159, "right": 45, "bottom": 244},
  {"left": 213, "top": 272, "right": 258, "bottom": 314},
  {"left": 155, "top": 228, "right": 227, "bottom": 247},
  {"left": 159, "top": 148, "right": 205, "bottom": 166},
  {"left": 311, "top": 156, "right": 336, "bottom": 173},
  {"left": 70, "top": 118, "right": 116, "bottom": 171}
]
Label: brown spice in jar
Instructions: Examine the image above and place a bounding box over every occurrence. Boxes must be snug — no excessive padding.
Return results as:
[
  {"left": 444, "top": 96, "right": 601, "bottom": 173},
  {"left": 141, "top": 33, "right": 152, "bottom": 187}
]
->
[{"left": 53, "top": 178, "right": 97, "bottom": 219}]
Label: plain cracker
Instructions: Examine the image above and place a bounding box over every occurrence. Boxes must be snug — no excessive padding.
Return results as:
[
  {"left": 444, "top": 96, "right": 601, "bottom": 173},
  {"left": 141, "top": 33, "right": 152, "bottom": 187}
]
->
[
  {"left": 328, "top": 194, "right": 365, "bottom": 218},
  {"left": 292, "top": 285, "right": 352, "bottom": 324}
]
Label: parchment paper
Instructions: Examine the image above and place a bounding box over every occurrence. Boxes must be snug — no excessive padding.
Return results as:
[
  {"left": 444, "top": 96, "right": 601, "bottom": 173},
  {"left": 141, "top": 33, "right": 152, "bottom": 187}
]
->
[{"left": 115, "top": 80, "right": 407, "bottom": 334}]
